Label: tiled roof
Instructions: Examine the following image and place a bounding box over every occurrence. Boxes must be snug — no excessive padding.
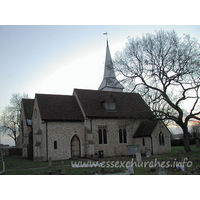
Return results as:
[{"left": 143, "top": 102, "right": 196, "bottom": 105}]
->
[
  {"left": 74, "top": 89, "right": 154, "bottom": 119},
  {"left": 133, "top": 120, "right": 159, "bottom": 138},
  {"left": 36, "top": 94, "right": 84, "bottom": 122},
  {"left": 21, "top": 99, "right": 35, "bottom": 119}
]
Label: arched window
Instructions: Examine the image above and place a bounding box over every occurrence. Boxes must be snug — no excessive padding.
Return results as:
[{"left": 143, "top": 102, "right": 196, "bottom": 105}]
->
[
  {"left": 98, "top": 126, "right": 107, "bottom": 144},
  {"left": 54, "top": 141, "right": 57, "bottom": 149},
  {"left": 103, "top": 128, "right": 107, "bottom": 144},
  {"left": 119, "top": 126, "right": 127, "bottom": 144},
  {"left": 159, "top": 132, "right": 165, "bottom": 145},
  {"left": 123, "top": 128, "right": 127, "bottom": 143},
  {"left": 98, "top": 128, "right": 102, "bottom": 144}
]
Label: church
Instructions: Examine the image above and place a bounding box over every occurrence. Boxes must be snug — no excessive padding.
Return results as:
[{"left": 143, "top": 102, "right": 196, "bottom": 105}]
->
[{"left": 19, "top": 40, "right": 171, "bottom": 161}]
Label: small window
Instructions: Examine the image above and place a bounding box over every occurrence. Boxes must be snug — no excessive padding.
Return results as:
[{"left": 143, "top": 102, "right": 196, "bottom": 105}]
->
[
  {"left": 103, "top": 102, "right": 116, "bottom": 111},
  {"left": 142, "top": 138, "right": 145, "bottom": 146},
  {"left": 98, "top": 126, "right": 107, "bottom": 144},
  {"left": 98, "top": 129, "right": 102, "bottom": 144},
  {"left": 34, "top": 109, "right": 37, "bottom": 118},
  {"left": 54, "top": 141, "right": 57, "bottom": 149},
  {"left": 159, "top": 132, "right": 165, "bottom": 145},
  {"left": 103, "top": 128, "right": 107, "bottom": 144},
  {"left": 103, "top": 95, "right": 116, "bottom": 111}
]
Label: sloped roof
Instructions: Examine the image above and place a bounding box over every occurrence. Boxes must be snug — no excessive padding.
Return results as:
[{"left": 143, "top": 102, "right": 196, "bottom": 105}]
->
[
  {"left": 74, "top": 89, "right": 154, "bottom": 119},
  {"left": 21, "top": 99, "right": 35, "bottom": 119},
  {"left": 36, "top": 94, "right": 84, "bottom": 122},
  {"left": 133, "top": 120, "right": 159, "bottom": 138}
]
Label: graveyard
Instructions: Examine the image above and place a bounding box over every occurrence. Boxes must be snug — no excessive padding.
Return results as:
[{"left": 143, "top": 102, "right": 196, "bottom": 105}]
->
[{"left": 0, "top": 145, "right": 200, "bottom": 175}]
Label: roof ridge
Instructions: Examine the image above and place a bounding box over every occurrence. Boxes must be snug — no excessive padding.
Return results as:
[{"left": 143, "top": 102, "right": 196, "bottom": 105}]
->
[
  {"left": 74, "top": 88, "right": 139, "bottom": 95},
  {"left": 36, "top": 93, "right": 73, "bottom": 97}
]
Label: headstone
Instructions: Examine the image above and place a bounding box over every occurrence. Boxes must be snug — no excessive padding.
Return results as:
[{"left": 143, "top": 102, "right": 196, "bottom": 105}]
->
[
  {"left": 125, "top": 166, "right": 134, "bottom": 174},
  {"left": 178, "top": 150, "right": 186, "bottom": 162},
  {"left": 176, "top": 165, "right": 185, "bottom": 172},
  {"left": 127, "top": 145, "right": 140, "bottom": 156},
  {"left": 196, "top": 165, "right": 200, "bottom": 171},
  {"left": 157, "top": 167, "right": 168, "bottom": 175},
  {"left": 136, "top": 152, "right": 142, "bottom": 162},
  {"left": 61, "top": 161, "right": 66, "bottom": 175},
  {"left": 146, "top": 149, "right": 151, "bottom": 158},
  {"left": 195, "top": 139, "right": 200, "bottom": 148}
]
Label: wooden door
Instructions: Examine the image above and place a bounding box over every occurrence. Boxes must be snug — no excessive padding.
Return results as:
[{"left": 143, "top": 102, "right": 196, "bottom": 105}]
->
[{"left": 71, "top": 136, "right": 80, "bottom": 158}]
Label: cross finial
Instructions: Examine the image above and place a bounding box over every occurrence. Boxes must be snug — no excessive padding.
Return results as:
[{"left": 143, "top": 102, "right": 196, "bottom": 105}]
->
[{"left": 103, "top": 31, "right": 110, "bottom": 41}]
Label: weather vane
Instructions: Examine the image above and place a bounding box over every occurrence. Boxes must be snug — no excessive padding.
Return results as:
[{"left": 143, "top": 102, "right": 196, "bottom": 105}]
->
[{"left": 103, "top": 31, "right": 110, "bottom": 41}]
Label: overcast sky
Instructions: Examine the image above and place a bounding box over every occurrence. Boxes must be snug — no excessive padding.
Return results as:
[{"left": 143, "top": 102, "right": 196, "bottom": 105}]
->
[{"left": 0, "top": 25, "right": 200, "bottom": 145}]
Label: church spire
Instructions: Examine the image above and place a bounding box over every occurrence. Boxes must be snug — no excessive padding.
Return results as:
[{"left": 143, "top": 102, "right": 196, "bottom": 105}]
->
[{"left": 98, "top": 40, "right": 124, "bottom": 92}]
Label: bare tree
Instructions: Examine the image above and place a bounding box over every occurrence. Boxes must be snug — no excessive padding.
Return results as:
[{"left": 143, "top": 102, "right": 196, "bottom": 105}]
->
[
  {"left": 114, "top": 30, "right": 200, "bottom": 151},
  {"left": 0, "top": 93, "right": 29, "bottom": 145}
]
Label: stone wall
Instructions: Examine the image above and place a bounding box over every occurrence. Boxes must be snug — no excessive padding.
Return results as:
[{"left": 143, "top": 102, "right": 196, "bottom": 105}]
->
[
  {"left": 20, "top": 102, "right": 31, "bottom": 158},
  {"left": 32, "top": 98, "right": 47, "bottom": 161},
  {"left": 89, "top": 118, "right": 141, "bottom": 157},
  {"left": 34, "top": 118, "right": 142, "bottom": 161},
  {"left": 47, "top": 121, "right": 85, "bottom": 160},
  {"left": 151, "top": 121, "right": 171, "bottom": 155},
  {"left": 32, "top": 105, "right": 171, "bottom": 161}
]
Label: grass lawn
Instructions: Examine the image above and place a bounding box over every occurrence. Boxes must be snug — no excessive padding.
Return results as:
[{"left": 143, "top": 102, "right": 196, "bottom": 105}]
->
[{"left": 0, "top": 145, "right": 200, "bottom": 175}]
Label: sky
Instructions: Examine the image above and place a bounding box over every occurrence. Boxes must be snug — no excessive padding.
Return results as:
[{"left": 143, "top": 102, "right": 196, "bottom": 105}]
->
[{"left": 0, "top": 25, "right": 200, "bottom": 145}]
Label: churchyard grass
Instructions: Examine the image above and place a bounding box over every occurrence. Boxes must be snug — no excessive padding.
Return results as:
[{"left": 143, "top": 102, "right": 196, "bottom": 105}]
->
[{"left": 1, "top": 145, "right": 200, "bottom": 175}]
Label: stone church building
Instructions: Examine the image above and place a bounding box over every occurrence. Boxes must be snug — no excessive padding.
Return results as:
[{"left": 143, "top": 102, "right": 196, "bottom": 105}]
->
[{"left": 19, "top": 41, "right": 171, "bottom": 161}]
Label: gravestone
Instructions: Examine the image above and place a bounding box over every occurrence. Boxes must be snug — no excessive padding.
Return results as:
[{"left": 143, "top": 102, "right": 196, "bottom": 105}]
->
[
  {"left": 127, "top": 145, "right": 140, "bottom": 156},
  {"left": 146, "top": 149, "right": 151, "bottom": 158},
  {"left": 196, "top": 165, "right": 200, "bottom": 171},
  {"left": 125, "top": 166, "right": 134, "bottom": 175},
  {"left": 195, "top": 139, "right": 200, "bottom": 148},
  {"left": 178, "top": 150, "right": 186, "bottom": 162},
  {"left": 157, "top": 167, "right": 168, "bottom": 175},
  {"left": 136, "top": 152, "right": 142, "bottom": 162},
  {"left": 176, "top": 165, "right": 185, "bottom": 172},
  {"left": 61, "top": 161, "right": 66, "bottom": 175}
]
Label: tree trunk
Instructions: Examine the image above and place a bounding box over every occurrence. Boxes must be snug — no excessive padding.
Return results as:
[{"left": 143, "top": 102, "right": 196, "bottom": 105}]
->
[
  {"left": 13, "top": 131, "right": 17, "bottom": 146},
  {"left": 14, "top": 138, "right": 17, "bottom": 146},
  {"left": 182, "top": 125, "right": 191, "bottom": 152}
]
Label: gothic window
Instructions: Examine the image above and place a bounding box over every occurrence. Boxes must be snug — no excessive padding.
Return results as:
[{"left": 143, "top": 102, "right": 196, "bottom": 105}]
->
[
  {"left": 98, "top": 126, "right": 107, "bottom": 144},
  {"left": 98, "top": 128, "right": 102, "bottom": 144},
  {"left": 123, "top": 128, "right": 127, "bottom": 143},
  {"left": 54, "top": 141, "right": 57, "bottom": 149},
  {"left": 119, "top": 126, "right": 127, "bottom": 144},
  {"left": 159, "top": 132, "right": 165, "bottom": 145}
]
